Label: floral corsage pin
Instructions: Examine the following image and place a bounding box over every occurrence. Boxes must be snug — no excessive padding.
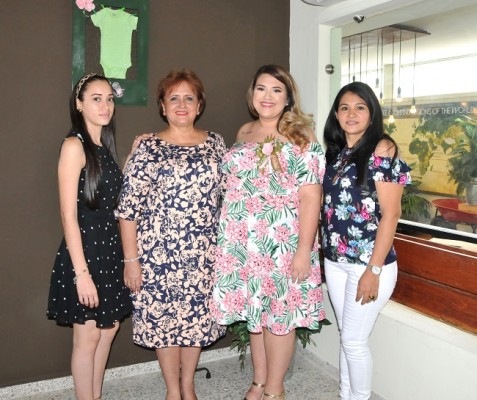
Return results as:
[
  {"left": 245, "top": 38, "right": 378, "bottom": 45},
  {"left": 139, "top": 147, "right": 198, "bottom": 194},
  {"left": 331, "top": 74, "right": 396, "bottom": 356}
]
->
[{"left": 256, "top": 135, "right": 284, "bottom": 174}]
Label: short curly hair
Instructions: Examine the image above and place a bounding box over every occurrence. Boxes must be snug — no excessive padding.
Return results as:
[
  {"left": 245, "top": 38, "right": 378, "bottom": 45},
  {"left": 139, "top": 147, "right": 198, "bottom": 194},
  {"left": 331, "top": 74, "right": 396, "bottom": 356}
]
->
[{"left": 156, "top": 68, "right": 206, "bottom": 121}]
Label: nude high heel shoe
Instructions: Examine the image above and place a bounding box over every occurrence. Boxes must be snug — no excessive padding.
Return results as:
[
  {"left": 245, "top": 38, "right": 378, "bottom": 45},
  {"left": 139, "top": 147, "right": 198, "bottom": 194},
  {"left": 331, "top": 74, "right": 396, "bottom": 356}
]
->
[
  {"left": 243, "top": 381, "right": 265, "bottom": 400},
  {"left": 263, "top": 391, "right": 285, "bottom": 399}
]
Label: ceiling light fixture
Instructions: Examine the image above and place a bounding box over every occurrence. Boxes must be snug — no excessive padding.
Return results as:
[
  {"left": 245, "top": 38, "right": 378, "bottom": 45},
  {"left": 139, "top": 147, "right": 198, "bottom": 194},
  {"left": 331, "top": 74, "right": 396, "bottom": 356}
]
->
[
  {"left": 375, "top": 33, "right": 380, "bottom": 89},
  {"left": 410, "top": 33, "right": 417, "bottom": 114},
  {"left": 379, "top": 30, "right": 384, "bottom": 104},
  {"left": 353, "top": 43, "right": 356, "bottom": 82},
  {"left": 348, "top": 39, "right": 352, "bottom": 83},
  {"left": 389, "top": 35, "right": 395, "bottom": 124},
  {"left": 396, "top": 30, "right": 403, "bottom": 102},
  {"left": 301, "top": 0, "right": 325, "bottom": 5},
  {"left": 359, "top": 35, "right": 363, "bottom": 81},
  {"left": 365, "top": 39, "right": 369, "bottom": 83}
]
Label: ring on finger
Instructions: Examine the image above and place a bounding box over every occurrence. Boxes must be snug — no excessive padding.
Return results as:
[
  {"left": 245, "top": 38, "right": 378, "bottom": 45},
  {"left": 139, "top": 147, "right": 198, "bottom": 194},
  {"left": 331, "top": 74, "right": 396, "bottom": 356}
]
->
[{"left": 369, "top": 295, "right": 376, "bottom": 301}]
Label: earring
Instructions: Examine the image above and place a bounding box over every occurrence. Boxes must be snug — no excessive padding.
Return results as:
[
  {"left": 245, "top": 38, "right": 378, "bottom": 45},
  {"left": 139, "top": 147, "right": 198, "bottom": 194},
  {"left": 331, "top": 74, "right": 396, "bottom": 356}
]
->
[{"left": 78, "top": 109, "right": 83, "bottom": 113}]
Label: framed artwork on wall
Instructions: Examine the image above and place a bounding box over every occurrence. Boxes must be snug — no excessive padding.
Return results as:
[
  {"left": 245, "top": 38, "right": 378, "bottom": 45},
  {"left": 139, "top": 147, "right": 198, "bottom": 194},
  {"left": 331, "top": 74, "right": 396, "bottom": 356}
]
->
[{"left": 72, "top": 0, "right": 149, "bottom": 105}]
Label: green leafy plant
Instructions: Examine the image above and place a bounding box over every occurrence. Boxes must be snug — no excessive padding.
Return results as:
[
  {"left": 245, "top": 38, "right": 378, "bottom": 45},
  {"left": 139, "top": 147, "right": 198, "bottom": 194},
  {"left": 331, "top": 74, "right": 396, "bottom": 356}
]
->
[
  {"left": 408, "top": 114, "right": 459, "bottom": 176},
  {"left": 408, "top": 114, "right": 477, "bottom": 196},
  {"left": 384, "top": 121, "right": 431, "bottom": 220},
  {"left": 400, "top": 179, "right": 431, "bottom": 220},
  {"left": 228, "top": 320, "right": 331, "bottom": 371},
  {"left": 447, "top": 116, "right": 477, "bottom": 196},
  {"left": 384, "top": 120, "right": 397, "bottom": 136}
]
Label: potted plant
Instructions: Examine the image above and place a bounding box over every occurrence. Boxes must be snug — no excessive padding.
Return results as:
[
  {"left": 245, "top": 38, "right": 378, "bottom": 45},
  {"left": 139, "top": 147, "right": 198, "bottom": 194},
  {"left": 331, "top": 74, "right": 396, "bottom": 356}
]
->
[{"left": 228, "top": 320, "right": 331, "bottom": 371}]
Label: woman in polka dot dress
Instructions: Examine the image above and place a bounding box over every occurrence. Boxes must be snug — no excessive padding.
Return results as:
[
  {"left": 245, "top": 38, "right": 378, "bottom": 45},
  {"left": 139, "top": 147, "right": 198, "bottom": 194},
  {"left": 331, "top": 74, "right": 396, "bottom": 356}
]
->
[{"left": 47, "top": 73, "right": 132, "bottom": 400}]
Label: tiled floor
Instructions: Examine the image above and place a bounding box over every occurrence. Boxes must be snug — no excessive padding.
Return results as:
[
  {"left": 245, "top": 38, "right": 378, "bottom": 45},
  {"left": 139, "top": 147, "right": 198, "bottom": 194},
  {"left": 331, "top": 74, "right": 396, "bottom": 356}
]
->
[{"left": 8, "top": 348, "right": 384, "bottom": 400}]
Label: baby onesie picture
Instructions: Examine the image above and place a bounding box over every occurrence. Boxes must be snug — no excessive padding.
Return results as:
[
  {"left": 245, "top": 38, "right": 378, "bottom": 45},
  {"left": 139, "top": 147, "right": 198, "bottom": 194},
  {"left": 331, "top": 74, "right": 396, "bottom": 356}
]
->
[
  {"left": 91, "top": 7, "right": 138, "bottom": 79},
  {"left": 72, "top": 1, "right": 149, "bottom": 105}
]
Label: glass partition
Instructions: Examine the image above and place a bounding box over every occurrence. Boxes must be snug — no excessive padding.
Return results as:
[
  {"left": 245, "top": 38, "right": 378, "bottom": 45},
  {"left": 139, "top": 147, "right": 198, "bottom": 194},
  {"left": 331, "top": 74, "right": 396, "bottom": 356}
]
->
[{"left": 335, "top": 3, "right": 477, "bottom": 245}]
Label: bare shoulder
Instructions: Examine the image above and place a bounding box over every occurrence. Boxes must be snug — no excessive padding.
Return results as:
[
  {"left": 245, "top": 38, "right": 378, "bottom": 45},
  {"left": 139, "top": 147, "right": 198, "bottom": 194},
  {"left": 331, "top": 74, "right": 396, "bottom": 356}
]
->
[
  {"left": 61, "top": 136, "right": 84, "bottom": 156},
  {"left": 235, "top": 121, "right": 254, "bottom": 142},
  {"left": 374, "top": 138, "right": 397, "bottom": 157},
  {"left": 59, "top": 136, "right": 85, "bottom": 167}
]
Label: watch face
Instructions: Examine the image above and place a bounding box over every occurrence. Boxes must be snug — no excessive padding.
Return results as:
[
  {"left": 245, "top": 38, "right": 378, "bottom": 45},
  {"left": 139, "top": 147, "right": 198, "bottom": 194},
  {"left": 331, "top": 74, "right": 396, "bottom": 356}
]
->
[{"left": 371, "top": 266, "right": 382, "bottom": 274}]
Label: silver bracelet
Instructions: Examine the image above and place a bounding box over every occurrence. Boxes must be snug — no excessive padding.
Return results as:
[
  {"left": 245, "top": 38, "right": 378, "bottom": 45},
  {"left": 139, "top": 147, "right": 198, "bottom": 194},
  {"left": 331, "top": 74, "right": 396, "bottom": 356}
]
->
[
  {"left": 123, "top": 256, "right": 140, "bottom": 263},
  {"left": 73, "top": 268, "right": 89, "bottom": 285}
]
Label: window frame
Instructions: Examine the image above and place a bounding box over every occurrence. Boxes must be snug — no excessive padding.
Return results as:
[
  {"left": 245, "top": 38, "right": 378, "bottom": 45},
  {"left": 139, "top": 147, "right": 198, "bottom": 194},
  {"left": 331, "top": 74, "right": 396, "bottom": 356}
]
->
[{"left": 72, "top": 0, "right": 150, "bottom": 105}]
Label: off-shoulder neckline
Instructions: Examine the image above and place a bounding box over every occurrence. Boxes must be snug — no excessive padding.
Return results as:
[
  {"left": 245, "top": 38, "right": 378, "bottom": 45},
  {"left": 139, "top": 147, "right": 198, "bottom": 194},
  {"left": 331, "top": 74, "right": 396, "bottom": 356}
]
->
[{"left": 152, "top": 131, "right": 213, "bottom": 148}]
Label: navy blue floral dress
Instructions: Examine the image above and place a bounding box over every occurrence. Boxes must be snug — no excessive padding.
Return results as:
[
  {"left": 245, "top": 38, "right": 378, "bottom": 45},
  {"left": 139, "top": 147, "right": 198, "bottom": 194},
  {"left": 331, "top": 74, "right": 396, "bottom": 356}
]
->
[
  {"left": 115, "top": 132, "right": 227, "bottom": 348},
  {"left": 321, "top": 147, "right": 412, "bottom": 265}
]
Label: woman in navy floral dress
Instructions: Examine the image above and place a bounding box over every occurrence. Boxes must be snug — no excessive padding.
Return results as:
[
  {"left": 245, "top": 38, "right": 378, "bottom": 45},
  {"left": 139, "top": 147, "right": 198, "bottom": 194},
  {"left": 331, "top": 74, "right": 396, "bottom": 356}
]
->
[
  {"left": 116, "top": 69, "right": 226, "bottom": 400},
  {"left": 321, "top": 82, "right": 411, "bottom": 400}
]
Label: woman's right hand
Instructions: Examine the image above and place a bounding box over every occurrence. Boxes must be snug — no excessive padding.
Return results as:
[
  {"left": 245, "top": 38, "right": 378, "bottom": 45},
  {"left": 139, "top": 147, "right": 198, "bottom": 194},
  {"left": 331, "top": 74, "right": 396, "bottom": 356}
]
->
[
  {"left": 123, "top": 133, "right": 153, "bottom": 170},
  {"left": 291, "top": 248, "right": 312, "bottom": 283},
  {"left": 131, "top": 133, "right": 153, "bottom": 153},
  {"left": 124, "top": 261, "right": 142, "bottom": 295},
  {"left": 76, "top": 274, "right": 99, "bottom": 308}
]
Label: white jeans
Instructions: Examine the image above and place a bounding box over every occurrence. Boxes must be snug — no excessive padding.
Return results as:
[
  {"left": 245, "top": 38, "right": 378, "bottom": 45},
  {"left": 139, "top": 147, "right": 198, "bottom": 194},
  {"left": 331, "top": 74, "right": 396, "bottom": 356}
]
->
[{"left": 324, "top": 259, "right": 397, "bottom": 400}]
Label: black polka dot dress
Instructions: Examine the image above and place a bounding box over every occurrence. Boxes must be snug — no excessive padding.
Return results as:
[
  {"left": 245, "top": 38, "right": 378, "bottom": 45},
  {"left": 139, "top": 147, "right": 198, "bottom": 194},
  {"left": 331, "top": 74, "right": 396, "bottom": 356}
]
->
[{"left": 47, "top": 133, "right": 132, "bottom": 328}]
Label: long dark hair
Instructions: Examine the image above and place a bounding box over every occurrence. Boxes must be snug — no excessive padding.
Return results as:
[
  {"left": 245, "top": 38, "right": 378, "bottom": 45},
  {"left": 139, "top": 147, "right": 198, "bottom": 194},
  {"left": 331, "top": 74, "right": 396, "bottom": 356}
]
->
[
  {"left": 69, "top": 73, "right": 118, "bottom": 209},
  {"left": 246, "top": 64, "right": 314, "bottom": 149},
  {"left": 324, "top": 81, "right": 397, "bottom": 186}
]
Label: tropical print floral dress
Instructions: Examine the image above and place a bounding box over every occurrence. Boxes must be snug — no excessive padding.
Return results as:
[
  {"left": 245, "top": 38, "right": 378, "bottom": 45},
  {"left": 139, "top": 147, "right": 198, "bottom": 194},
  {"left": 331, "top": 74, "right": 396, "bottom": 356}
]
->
[
  {"left": 212, "top": 140, "right": 327, "bottom": 335},
  {"left": 115, "top": 132, "right": 227, "bottom": 348},
  {"left": 321, "top": 147, "right": 412, "bottom": 265}
]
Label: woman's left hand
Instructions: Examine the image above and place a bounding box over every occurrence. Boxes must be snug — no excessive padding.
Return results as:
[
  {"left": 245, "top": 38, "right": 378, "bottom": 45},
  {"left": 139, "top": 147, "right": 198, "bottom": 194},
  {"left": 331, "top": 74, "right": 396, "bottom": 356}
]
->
[
  {"left": 291, "top": 248, "right": 312, "bottom": 284},
  {"left": 356, "top": 269, "right": 380, "bottom": 305}
]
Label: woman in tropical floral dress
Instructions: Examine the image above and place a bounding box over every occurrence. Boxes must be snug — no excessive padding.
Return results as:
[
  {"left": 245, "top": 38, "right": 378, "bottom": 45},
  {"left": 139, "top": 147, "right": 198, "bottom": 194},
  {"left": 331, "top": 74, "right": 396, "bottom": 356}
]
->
[
  {"left": 321, "top": 82, "right": 411, "bottom": 400},
  {"left": 212, "top": 65, "right": 326, "bottom": 400},
  {"left": 116, "top": 69, "right": 226, "bottom": 400}
]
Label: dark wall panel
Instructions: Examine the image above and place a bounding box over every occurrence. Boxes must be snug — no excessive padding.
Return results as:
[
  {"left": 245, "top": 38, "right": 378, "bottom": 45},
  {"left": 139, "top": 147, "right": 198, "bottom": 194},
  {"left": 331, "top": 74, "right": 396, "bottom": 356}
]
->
[{"left": 0, "top": 0, "right": 289, "bottom": 387}]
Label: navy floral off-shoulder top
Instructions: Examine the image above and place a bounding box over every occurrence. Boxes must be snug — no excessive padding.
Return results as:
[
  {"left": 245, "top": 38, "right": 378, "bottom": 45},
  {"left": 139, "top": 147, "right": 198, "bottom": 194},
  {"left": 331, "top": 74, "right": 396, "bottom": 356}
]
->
[{"left": 321, "top": 147, "right": 412, "bottom": 266}]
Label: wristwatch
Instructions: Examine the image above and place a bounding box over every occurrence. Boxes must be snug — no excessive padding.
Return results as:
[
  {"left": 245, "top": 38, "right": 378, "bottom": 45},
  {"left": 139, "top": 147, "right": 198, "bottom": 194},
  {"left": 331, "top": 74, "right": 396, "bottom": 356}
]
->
[{"left": 367, "top": 265, "right": 382, "bottom": 275}]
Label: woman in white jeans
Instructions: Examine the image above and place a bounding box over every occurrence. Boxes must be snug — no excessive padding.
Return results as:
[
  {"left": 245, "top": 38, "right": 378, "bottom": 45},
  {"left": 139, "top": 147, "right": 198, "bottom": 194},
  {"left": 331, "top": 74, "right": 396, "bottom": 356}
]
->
[{"left": 321, "top": 82, "right": 411, "bottom": 400}]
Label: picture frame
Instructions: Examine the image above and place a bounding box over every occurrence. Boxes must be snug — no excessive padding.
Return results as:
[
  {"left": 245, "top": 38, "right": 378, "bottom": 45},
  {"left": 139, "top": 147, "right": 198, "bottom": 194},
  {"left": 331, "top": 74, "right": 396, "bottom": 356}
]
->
[{"left": 72, "top": 0, "right": 149, "bottom": 105}]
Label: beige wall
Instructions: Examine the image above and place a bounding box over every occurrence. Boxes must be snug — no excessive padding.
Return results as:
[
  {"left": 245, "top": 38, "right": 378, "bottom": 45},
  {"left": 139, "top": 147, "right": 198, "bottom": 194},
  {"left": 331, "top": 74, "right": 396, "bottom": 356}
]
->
[{"left": 0, "top": 0, "right": 289, "bottom": 387}]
